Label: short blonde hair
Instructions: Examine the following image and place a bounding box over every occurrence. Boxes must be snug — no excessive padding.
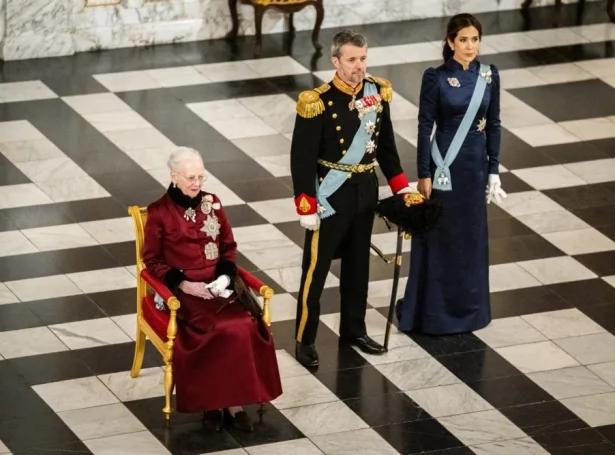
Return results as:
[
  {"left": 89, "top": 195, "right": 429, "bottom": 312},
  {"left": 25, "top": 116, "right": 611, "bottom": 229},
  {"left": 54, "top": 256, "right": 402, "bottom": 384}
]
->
[{"left": 167, "top": 147, "right": 203, "bottom": 172}]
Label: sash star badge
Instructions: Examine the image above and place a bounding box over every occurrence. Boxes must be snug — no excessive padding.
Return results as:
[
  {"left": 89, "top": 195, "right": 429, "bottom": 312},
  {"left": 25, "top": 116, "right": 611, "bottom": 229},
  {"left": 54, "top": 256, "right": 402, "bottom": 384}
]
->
[
  {"left": 365, "top": 120, "right": 376, "bottom": 134},
  {"left": 201, "top": 215, "right": 221, "bottom": 241},
  {"left": 477, "top": 117, "right": 487, "bottom": 132},
  {"left": 365, "top": 140, "right": 376, "bottom": 154}
]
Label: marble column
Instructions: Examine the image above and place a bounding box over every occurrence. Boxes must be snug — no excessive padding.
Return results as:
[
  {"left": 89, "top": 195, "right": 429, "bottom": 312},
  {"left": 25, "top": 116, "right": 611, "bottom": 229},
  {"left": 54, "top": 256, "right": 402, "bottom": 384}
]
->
[{"left": 0, "top": 0, "right": 75, "bottom": 61}]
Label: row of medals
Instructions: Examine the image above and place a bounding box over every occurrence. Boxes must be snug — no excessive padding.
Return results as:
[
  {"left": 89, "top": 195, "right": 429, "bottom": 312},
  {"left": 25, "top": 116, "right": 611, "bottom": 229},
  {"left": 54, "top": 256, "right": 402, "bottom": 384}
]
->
[{"left": 183, "top": 195, "right": 221, "bottom": 260}]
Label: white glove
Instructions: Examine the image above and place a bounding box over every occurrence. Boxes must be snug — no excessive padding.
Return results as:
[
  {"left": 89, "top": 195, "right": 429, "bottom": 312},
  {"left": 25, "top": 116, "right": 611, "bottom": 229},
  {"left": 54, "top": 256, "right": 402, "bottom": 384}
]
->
[
  {"left": 299, "top": 213, "right": 320, "bottom": 231},
  {"left": 486, "top": 174, "right": 507, "bottom": 205},
  {"left": 396, "top": 186, "right": 412, "bottom": 194},
  {"left": 206, "top": 275, "right": 232, "bottom": 298}
]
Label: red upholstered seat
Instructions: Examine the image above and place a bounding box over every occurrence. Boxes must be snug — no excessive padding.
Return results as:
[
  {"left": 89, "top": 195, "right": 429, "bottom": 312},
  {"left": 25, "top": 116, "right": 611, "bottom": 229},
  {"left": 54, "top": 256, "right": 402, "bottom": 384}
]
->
[{"left": 142, "top": 294, "right": 170, "bottom": 341}]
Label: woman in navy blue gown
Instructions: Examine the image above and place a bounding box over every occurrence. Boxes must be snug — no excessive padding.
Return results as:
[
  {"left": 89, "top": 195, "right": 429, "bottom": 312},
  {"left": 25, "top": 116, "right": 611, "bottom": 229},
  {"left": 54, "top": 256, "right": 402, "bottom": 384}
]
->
[{"left": 396, "top": 13, "right": 507, "bottom": 335}]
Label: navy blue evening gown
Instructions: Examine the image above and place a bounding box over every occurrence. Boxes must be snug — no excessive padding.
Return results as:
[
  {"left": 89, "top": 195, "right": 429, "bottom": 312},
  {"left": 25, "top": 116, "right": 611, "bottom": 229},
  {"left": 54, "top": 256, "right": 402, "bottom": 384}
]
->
[{"left": 396, "top": 58, "right": 501, "bottom": 334}]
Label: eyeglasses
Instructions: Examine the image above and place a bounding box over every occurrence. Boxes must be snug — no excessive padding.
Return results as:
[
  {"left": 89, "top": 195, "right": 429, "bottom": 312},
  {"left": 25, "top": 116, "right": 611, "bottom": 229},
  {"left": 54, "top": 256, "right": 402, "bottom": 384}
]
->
[{"left": 176, "top": 172, "right": 207, "bottom": 184}]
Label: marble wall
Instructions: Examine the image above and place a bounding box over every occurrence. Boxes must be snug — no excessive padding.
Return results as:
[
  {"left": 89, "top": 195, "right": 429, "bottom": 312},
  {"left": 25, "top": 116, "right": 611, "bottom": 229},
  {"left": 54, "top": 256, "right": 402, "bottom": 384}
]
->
[{"left": 0, "top": 0, "right": 602, "bottom": 60}]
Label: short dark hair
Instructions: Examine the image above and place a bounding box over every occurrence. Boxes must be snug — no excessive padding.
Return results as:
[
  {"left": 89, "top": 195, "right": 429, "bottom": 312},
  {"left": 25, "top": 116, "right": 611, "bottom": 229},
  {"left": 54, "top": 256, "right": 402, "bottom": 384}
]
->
[
  {"left": 442, "top": 13, "right": 483, "bottom": 61},
  {"left": 331, "top": 29, "right": 367, "bottom": 58}
]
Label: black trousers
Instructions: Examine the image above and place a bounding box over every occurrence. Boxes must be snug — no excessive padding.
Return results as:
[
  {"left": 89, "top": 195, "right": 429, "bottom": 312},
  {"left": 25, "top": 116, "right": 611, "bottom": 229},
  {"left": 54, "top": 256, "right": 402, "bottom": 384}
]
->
[{"left": 295, "top": 175, "right": 378, "bottom": 345}]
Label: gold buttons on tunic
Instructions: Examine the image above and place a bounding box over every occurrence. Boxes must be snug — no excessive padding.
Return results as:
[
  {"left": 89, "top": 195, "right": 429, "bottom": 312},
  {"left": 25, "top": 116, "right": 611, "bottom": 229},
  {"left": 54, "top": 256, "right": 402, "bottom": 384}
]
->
[
  {"left": 376, "top": 132, "right": 380, "bottom": 136},
  {"left": 319, "top": 177, "right": 323, "bottom": 182},
  {"left": 332, "top": 113, "right": 338, "bottom": 119},
  {"left": 342, "top": 150, "right": 347, "bottom": 155},
  {"left": 328, "top": 101, "right": 333, "bottom": 106},
  {"left": 347, "top": 173, "right": 352, "bottom": 179},
  {"left": 336, "top": 126, "right": 341, "bottom": 131},
  {"left": 377, "top": 118, "right": 380, "bottom": 123},
  {"left": 340, "top": 138, "right": 344, "bottom": 144}
]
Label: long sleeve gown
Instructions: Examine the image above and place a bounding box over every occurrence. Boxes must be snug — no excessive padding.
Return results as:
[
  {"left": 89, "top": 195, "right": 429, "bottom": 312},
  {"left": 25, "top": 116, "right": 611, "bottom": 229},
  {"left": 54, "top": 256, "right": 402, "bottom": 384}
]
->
[
  {"left": 143, "top": 185, "right": 282, "bottom": 412},
  {"left": 396, "top": 58, "right": 501, "bottom": 334}
]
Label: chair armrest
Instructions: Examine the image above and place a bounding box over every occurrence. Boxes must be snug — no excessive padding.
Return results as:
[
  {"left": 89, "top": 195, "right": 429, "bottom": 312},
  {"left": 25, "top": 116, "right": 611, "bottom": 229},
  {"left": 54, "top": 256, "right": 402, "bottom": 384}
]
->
[
  {"left": 237, "top": 267, "right": 264, "bottom": 291},
  {"left": 141, "top": 269, "right": 177, "bottom": 303},
  {"left": 237, "top": 267, "right": 273, "bottom": 326}
]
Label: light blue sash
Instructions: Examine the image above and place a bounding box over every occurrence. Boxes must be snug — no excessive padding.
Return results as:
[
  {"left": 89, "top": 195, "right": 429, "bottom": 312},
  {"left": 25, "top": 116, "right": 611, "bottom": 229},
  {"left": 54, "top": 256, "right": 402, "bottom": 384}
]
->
[
  {"left": 316, "top": 82, "right": 379, "bottom": 219},
  {"left": 431, "top": 63, "right": 490, "bottom": 191}
]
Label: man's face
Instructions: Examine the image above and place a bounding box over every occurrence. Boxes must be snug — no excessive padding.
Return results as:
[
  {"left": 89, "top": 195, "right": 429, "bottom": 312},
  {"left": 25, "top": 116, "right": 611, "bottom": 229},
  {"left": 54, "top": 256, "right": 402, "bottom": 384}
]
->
[{"left": 332, "top": 44, "right": 367, "bottom": 86}]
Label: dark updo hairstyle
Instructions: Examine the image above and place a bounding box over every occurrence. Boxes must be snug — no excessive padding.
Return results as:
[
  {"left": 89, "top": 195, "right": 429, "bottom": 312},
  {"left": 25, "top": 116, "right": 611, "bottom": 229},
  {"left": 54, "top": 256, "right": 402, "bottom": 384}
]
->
[{"left": 442, "top": 13, "right": 483, "bottom": 62}]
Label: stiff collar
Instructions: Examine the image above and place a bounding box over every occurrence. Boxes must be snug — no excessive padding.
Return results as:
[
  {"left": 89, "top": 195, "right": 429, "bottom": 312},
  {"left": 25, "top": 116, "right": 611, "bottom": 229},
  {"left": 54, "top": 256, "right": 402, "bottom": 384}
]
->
[
  {"left": 167, "top": 184, "right": 202, "bottom": 209},
  {"left": 445, "top": 58, "right": 480, "bottom": 73},
  {"left": 332, "top": 73, "right": 363, "bottom": 96}
]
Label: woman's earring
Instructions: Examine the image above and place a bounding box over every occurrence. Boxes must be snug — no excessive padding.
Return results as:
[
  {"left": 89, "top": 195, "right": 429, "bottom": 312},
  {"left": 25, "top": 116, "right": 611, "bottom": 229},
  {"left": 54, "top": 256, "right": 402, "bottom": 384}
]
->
[{"left": 172, "top": 182, "right": 177, "bottom": 188}]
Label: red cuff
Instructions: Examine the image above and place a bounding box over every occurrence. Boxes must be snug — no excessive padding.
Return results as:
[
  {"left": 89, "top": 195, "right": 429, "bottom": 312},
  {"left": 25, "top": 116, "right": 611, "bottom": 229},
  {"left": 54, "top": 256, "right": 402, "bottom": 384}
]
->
[
  {"left": 294, "top": 193, "right": 317, "bottom": 215},
  {"left": 388, "top": 173, "right": 409, "bottom": 194}
]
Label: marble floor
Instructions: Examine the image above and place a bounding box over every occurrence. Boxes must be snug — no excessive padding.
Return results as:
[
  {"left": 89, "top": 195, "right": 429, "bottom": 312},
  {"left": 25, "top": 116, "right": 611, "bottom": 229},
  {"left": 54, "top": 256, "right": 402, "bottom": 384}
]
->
[{"left": 1, "top": 2, "right": 615, "bottom": 455}]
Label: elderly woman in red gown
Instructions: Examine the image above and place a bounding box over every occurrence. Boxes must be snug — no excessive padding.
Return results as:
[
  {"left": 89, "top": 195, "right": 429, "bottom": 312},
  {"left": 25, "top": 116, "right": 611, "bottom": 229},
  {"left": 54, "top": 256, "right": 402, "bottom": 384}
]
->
[{"left": 143, "top": 146, "right": 282, "bottom": 432}]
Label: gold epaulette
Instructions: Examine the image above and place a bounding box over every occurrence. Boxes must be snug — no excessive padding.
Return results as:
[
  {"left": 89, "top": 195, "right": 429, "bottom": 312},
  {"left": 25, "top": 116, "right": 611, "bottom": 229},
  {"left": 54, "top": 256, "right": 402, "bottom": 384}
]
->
[
  {"left": 296, "top": 83, "right": 330, "bottom": 119},
  {"left": 368, "top": 76, "right": 393, "bottom": 103}
]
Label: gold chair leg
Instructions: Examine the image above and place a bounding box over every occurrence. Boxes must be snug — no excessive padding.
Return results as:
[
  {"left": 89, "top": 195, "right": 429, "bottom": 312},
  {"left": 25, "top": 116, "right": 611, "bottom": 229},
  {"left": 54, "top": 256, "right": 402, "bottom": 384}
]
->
[
  {"left": 163, "top": 362, "right": 174, "bottom": 421},
  {"left": 130, "top": 327, "right": 146, "bottom": 378}
]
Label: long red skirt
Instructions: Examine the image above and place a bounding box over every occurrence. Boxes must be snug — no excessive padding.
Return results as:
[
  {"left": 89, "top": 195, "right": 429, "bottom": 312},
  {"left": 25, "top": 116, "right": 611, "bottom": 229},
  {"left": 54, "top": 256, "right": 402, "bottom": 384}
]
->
[{"left": 172, "top": 290, "right": 283, "bottom": 413}]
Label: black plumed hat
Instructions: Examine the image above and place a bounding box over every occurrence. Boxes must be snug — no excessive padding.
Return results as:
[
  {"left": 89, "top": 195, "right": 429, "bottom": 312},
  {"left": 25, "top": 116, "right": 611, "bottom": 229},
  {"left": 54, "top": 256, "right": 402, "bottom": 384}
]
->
[{"left": 375, "top": 192, "right": 443, "bottom": 238}]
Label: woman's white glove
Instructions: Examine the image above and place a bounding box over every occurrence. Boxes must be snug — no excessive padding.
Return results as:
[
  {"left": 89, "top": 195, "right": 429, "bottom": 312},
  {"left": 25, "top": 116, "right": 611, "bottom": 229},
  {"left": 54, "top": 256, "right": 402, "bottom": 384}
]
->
[
  {"left": 299, "top": 214, "right": 320, "bottom": 231},
  {"left": 486, "top": 174, "right": 507, "bottom": 205},
  {"left": 206, "top": 275, "right": 232, "bottom": 298}
]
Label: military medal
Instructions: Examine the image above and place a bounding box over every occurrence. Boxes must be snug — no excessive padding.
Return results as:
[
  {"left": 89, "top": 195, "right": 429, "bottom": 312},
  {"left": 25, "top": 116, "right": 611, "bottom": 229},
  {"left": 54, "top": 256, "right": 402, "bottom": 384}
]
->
[
  {"left": 365, "top": 120, "right": 376, "bottom": 134},
  {"left": 201, "top": 214, "right": 221, "bottom": 241},
  {"left": 352, "top": 94, "right": 383, "bottom": 119},
  {"left": 201, "top": 200, "right": 212, "bottom": 215},
  {"left": 204, "top": 242, "right": 219, "bottom": 260},
  {"left": 183, "top": 207, "right": 196, "bottom": 223},
  {"left": 365, "top": 140, "right": 376, "bottom": 154}
]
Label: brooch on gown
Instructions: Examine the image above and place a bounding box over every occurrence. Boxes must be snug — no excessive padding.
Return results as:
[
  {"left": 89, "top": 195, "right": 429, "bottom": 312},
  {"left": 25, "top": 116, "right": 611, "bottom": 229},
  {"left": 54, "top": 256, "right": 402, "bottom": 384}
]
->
[
  {"left": 477, "top": 118, "right": 487, "bottom": 132},
  {"left": 448, "top": 77, "right": 461, "bottom": 88},
  {"left": 183, "top": 207, "right": 197, "bottom": 223},
  {"left": 480, "top": 69, "right": 492, "bottom": 84}
]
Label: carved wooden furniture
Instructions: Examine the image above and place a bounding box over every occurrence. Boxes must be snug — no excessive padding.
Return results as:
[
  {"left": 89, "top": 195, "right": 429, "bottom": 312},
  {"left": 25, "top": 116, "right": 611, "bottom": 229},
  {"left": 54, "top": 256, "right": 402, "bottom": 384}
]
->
[
  {"left": 128, "top": 205, "right": 274, "bottom": 421},
  {"left": 227, "top": 0, "right": 325, "bottom": 57}
]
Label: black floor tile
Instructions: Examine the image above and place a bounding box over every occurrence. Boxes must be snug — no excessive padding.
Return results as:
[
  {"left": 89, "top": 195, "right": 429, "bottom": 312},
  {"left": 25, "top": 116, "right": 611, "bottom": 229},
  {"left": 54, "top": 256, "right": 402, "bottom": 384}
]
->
[
  {"left": 0, "top": 250, "right": 61, "bottom": 282},
  {"left": 510, "top": 79, "right": 615, "bottom": 122},
  {"left": 316, "top": 365, "right": 400, "bottom": 400},
  {"left": 548, "top": 279, "right": 615, "bottom": 308},
  {"left": 205, "top": 159, "right": 273, "bottom": 184},
  {"left": 500, "top": 401, "right": 589, "bottom": 437},
  {"left": 88, "top": 288, "right": 137, "bottom": 317},
  {"left": 579, "top": 303, "right": 615, "bottom": 334},
  {"left": 103, "top": 241, "right": 138, "bottom": 267},
  {"left": 487, "top": 203, "right": 513, "bottom": 221},
  {"left": 0, "top": 412, "right": 82, "bottom": 453},
  {"left": 600, "top": 225, "right": 615, "bottom": 242},
  {"left": 0, "top": 383, "right": 55, "bottom": 421},
  {"left": 13, "top": 440, "right": 93, "bottom": 455},
  {"left": 369, "top": 61, "right": 431, "bottom": 106},
  {"left": 74, "top": 341, "right": 164, "bottom": 376},
  {"left": 290, "top": 286, "right": 340, "bottom": 316},
  {"left": 488, "top": 216, "right": 535, "bottom": 239},
  {"left": 572, "top": 205, "right": 615, "bottom": 228},
  {"left": 375, "top": 418, "right": 466, "bottom": 455},
  {"left": 42, "top": 74, "right": 108, "bottom": 96},
  {"left": 43, "top": 245, "right": 122, "bottom": 275},
  {"left": 0, "top": 360, "right": 28, "bottom": 389},
  {"left": 550, "top": 40, "right": 615, "bottom": 64},
  {"left": 498, "top": 171, "right": 535, "bottom": 193},
  {"left": 539, "top": 140, "right": 612, "bottom": 165},
  {"left": 0, "top": 303, "right": 44, "bottom": 332},
  {"left": 223, "top": 204, "right": 269, "bottom": 228},
  {"left": 170, "top": 78, "right": 279, "bottom": 104},
  {"left": 437, "top": 349, "right": 520, "bottom": 383},
  {"left": 150, "top": 422, "right": 242, "bottom": 455},
  {"left": 225, "top": 177, "right": 294, "bottom": 203},
  {"left": 574, "top": 250, "right": 615, "bottom": 277},
  {"left": 468, "top": 374, "right": 554, "bottom": 408},
  {"left": 344, "top": 392, "right": 429, "bottom": 428},
  {"left": 59, "top": 198, "right": 128, "bottom": 223},
  {"left": 500, "top": 129, "right": 558, "bottom": 170},
  {"left": 409, "top": 333, "right": 488, "bottom": 357},
  {"left": 590, "top": 138, "right": 615, "bottom": 158},
  {"left": 236, "top": 252, "right": 259, "bottom": 273},
  {"left": 490, "top": 286, "right": 572, "bottom": 319},
  {"left": 533, "top": 427, "right": 615, "bottom": 455},
  {"left": 26, "top": 294, "right": 106, "bottom": 326},
  {"left": 9, "top": 350, "right": 92, "bottom": 386},
  {"left": 249, "top": 270, "right": 287, "bottom": 296},
  {"left": 0, "top": 204, "right": 76, "bottom": 232},
  {"left": 545, "top": 182, "right": 615, "bottom": 211},
  {"left": 223, "top": 403, "right": 304, "bottom": 448},
  {"left": 0, "top": 154, "right": 30, "bottom": 186},
  {"left": 486, "top": 46, "right": 570, "bottom": 70},
  {"left": 598, "top": 424, "right": 615, "bottom": 445},
  {"left": 124, "top": 395, "right": 202, "bottom": 430},
  {"left": 275, "top": 220, "right": 306, "bottom": 247},
  {"left": 489, "top": 234, "right": 565, "bottom": 265}
]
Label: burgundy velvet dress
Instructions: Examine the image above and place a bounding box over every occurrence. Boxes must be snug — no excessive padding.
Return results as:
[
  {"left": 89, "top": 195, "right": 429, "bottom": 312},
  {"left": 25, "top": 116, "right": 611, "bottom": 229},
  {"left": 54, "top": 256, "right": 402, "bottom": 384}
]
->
[{"left": 143, "top": 186, "right": 283, "bottom": 412}]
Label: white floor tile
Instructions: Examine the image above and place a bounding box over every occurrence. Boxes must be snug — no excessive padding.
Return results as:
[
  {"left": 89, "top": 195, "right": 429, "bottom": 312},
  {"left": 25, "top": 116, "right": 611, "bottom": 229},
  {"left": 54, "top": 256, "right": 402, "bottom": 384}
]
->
[
  {"left": 81, "top": 110, "right": 152, "bottom": 133},
  {"left": 571, "top": 24, "right": 615, "bottom": 43},
  {"left": 543, "top": 227, "right": 615, "bottom": 255},
  {"left": 353, "top": 332, "right": 430, "bottom": 365},
  {"left": 49, "top": 317, "right": 132, "bottom": 350},
  {"left": 253, "top": 155, "right": 291, "bottom": 177},
  {"left": 5, "top": 274, "right": 82, "bottom": 302},
  {"left": 471, "top": 438, "right": 549, "bottom": 455},
  {"left": 83, "top": 430, "right": 170, "bottom": 455},
  {"left": 375, "top": 357, "right": 460, "bottom": 391},
  {"left": 509, "top": 123, "right": 581, "bottom": 147},
  {"left": 522, "top": 309, "right": 606, "bottom": 340},
  {"left": 559, "top": 117, "right": 615, "bottom": 141},
  {"left": 99, "top": 367, "right": 164, "bottom": 402},
  {"left": 58, "top": 403, "right": 146, "bottom": 440},
  {"left": 529, "top": 62, "right": 595, "bottom": 84},
  {"left": 438, "top": 410, "right": 526, "bottom": 446},
  {"left": 499, "top": 191, "right": 564, "bottom": 217},
  {"left": 525, "top": 27, "right": 590, "bottom": 47},
  {"left": 518, "top": 256, "right": 597, "bottom": 284},
  {"left": 242, "top": 244, "right": 304, "bottom": 270},
  {"left": 232, "top": 135, "right": 291, "bottom": 159},
  {"left": 238, "top": 94, "right": 296, "bottom": 117},
  {"left": 106, "top": 127, "right": 175, "bottom": 152},
  {"left": 0, "top": 327, "right": 68, "bottom": 359},
  {"left": 66, "top": 267, "right": 135, "bottom": 294},
  {"left": 271, "top": 374, "right": 338, "bottom": 410},
  {"left": 369, "top": 232, "right": 411, "bottom": 256},
  {"left": 33, "top": 376, "right": 119, "bottom": 412},
  {"left": 512, "top": 164, "right": 586, "bottom": 190},
  {"left": 556, "top": 333, "right": 615, "bottom": 365},
  {"left": 575, "top": 57, "right": 615, "bottom": 79},
  {"left": 565, "top": 158, "right": 615, "bottom": 184},
  {"left": 0, "top": 183, "right": 54, "bottom": 209},
  {"left": 527, "top": 366, "right": 613, "bottom": 400},
  {"left": 517, "top": 210, "right": 590, "bottom": 234},
  {"left": 589, "top": 362, "right": 615, "bottom": 388},
  {"left": 561, "top": 392, "right": 615, "bottom": 427},
  {"left": 0, "top": 283, "right": 19, "bottom": 305},
  {"left": 0, "top": 120, "right": 46, "bottom": 142},
  {"left": 143, "top": 66, "right": 211, "bottom": 87},
  {"left": 187, "top": 99, "right": 255, "bottom": 123},
  {"left": 246, "top": 438, "right": 323, "bottom": 455},
  {"left": 0, "top": 81, "right": 57, "bottom": 103},
  {"left": 93, "top": 71, "right": 161, "bottom": 92},
  {"left": 495, "top": 341, "right": 579, "bottom": 373},
  {"left": 0, "top": 138, "right": 64, "bottom": 162},
  {"left": 37, "top": 177, "right": 111, "bottom": 202},
  {"left": 194, "top": 61, "right": 261, "bottom": 82},
  {"left": 15, "top": 157, "right": 87, "bottom": 182},
  {"left": 248, "top": 198, "right": 296, "bottom": 224},
  {"left": 21, "top": 224, "right": 98, "bottom": 251},
  {"left": 210, "top": 117, "right": 278, "bottom": 140},
  {"left": 489, "top": 263, "right": 543, "bottom": 293},
  {"left": 79, "top": 217, "right": 135, "bottom": 244},
  {"left": 499, "top": 68, "right": 547, "bottom": 89},
  {"left": 62, "top": 93, "right": 131, "bottom": 115},
  {"left": 243, "top": 56, "right": 309, "bottom": 78},
  {"left": 367, "top": 278, "right": 407, "bottom": 309},
  {"left": 474, "top": 316, "right": 547, "bottom": 348},
  {"left": 0, "top": 231, "right": 39, "bottom": 257},
  {"left": 281, "top": 401, "right": 369, "bottom": 437},
  {"left": 311, "top": 428, "right": 399, "bottom": 455},
  {"left": 275, "top": 349, "right": 310, "bottom": 379},
  {"left": 407, "top": 383, "right": 493, "bottom": 418}
]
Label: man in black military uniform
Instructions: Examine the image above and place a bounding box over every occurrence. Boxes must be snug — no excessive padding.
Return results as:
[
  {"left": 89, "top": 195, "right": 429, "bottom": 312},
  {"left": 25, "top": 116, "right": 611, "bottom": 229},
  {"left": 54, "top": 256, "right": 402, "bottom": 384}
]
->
[{"left": 290, "top": 29, "right": 412, "bottom": 367}]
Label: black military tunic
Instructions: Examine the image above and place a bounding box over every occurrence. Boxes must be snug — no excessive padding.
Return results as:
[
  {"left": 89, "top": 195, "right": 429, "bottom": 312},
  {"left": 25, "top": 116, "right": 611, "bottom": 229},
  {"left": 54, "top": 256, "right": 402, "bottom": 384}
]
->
[{"left": 290, "top": 74, "right": 409, "bottom": 346}]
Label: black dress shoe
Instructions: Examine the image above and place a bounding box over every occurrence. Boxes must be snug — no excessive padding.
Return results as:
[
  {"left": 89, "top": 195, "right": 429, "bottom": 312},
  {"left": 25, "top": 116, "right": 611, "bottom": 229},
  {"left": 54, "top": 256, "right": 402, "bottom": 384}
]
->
[
  {"left": 342, "top": 335, "right": 386, "bottom": 355},
  {"left": 295, "top": 341, "right": 319, "bottom": 367},
  {"left": 202, "top": 409, "right": 223, "bottom": 431},
  {"left": 223, "top": 408, "right": 254, "bottom": 432}
]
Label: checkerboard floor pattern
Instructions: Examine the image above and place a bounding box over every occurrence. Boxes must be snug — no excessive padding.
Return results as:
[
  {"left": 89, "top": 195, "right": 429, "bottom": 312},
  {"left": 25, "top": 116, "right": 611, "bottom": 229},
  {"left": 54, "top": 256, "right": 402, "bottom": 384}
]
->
[{"left": 1, "top": 3, "right": 615, "bottom": 454}]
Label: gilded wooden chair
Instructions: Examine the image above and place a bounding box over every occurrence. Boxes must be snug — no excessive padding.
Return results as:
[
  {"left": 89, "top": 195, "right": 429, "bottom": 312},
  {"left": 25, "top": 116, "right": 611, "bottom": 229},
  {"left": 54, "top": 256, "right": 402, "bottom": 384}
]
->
[
  {"left": 227, "top": 0, "right": 325, "bottom": 57},
  {"left": 128, "top": 206, "right": 274, "bottom": 421}
]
